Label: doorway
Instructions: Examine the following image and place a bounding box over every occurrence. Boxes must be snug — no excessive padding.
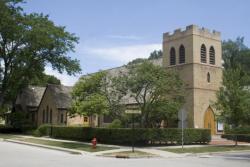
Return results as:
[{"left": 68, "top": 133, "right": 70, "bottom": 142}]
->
[{"left": 204, "top": 107, "right": 216, "bottom": 135}]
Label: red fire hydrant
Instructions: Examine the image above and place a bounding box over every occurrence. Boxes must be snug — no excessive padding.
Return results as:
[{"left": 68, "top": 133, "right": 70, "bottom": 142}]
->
[{"left": 91, "top": 137, "right": 97, "bottom": 149}]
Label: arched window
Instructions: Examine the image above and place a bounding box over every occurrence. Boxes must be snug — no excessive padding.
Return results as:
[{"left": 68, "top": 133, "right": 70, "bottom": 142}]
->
[
  {"left": 42, "top": 109, "right": 45, "bottom": 123},
  {"left": 207, "top": 72, "right": 210, "bottom": 83},
  {"left": 209, "top": 46, "right": 215, "bottom": 65},
  {"left": 170, "top": 47, "right": 176, "bottom": 65},
  {"left": 46, "top": 105, "right": 49, "bottom": 123},
  {"left": 179, "top": 45, "right": 185, "bottom": 64},
  {"left": 49, "top": 109, "right": 52, "bottom": 123},
  {"left": 201, "top": 44, "right": 207, "bottom": 63}
]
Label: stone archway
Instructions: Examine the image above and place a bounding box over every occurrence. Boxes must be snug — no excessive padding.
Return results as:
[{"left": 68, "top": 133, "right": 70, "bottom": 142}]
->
[{"left": 204, "top": 106, "right": 216, "bottom": 135}]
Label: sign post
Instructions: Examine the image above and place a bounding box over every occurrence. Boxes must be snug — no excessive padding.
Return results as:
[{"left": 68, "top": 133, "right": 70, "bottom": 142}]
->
[{"left": 125, "top": 109, "right": 141, "bottom": 153}]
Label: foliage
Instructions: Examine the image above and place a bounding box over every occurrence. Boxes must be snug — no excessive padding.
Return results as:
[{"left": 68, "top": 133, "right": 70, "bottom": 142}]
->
[
  {"left": 0, "top": 0, "right": 81, "bottom": 109},
  {"left": 30, "top": 73, "right": 61, "bottom": 86},
  {"left": 214, "top": 66, "right": 250, "bottom": 127},
  {"left": 222, "top": 134, "right": 250, "bottom": 143},
  {"left": 0, "top": 125, "right": 21, "bottom": 133},
  {"left": 224, "top": 126, "right": 250, "bottom": 135},
  {"left": 127, "top": 58, "right": 146, "bottom": 65},
  {"left": 70, "top": 72, "right": 108, "bottom": 118},
  {"left": 120, "top": 61, "right": 185, "bottom": 128},
  {"left": 214, "top": 38, "right": 250, "bottom": 127},
  {"left": 148, "top": 50, "right": 163, "bottom": 60},
  {"left": 36, "top": 125, "right": 211, "bottom": 145},
  {"left": 107, "top": 119, "right": 122, "bottom": 128}
]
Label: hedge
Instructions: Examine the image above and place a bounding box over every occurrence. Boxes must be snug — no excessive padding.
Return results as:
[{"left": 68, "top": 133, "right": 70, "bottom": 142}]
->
[
  {"left": 222, "top": 126, "right": 250, "bottom": 143},
  {"left": 222, "top": 134, "right": 250, "bottom": 143},
  {"left": 36, "top": 125, "right": 211, "bottom": 145},
  {"left": 0, "top": 125, "right": 22, "bottom": 133},
  {"left": 224, "top": 126, "right": 250, "bottom": 135}
]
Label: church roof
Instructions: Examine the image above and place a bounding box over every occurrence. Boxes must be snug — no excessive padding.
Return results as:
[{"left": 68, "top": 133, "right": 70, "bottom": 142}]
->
[
  {"left": 15, "top": 86, "right": 46, "bottom": 107},
  {"left": 46, "top": 84, "right": 73, "bottom": 109}
]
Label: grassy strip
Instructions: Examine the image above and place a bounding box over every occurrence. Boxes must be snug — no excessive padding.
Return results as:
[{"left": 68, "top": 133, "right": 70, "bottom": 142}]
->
[
  {"left": 14, "top": 138, "right": 116, "bottom": 152},
  {"left": 103, "top": 150, "right": 156, "bottom": 158},
  {"left": 0, "top": 133, "right": 19, "bottom": 139},
  {"left": 163, "top": 146, "right": 250, "bottom": 153}
]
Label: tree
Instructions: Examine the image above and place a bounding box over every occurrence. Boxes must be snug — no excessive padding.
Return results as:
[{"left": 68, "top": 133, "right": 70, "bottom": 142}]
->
[
  {"left": 30, "top": 73, "right": 61, "bottom": 86},
  {"left": 70, "top": 72, "right": 108, "bottom": 126},
  {"left": 222, "top": 37, "right": 250, "bottom": 85},
  {"left": 214, "top": 38, "right": 250, "bottom": 127},
  {"left": 214, "top": 67, "right": 250, "bottom": 127},
  {"left": 0, "top": 0, "right": 81, "bottom": 110},
  {"left": 148, "top": 50, "right": 163, "bottom": 60},
  {"left": 121, "top": 60, "right": 185, "bottom": 128}
]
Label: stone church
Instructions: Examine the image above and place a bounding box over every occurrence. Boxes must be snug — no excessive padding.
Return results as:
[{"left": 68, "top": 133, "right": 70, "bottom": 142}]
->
[
  {"left": 13, "top": 25, "right": 223, "bottom": 134},
  {"left": 162, "top": 25, "right": 223, "bottom": 134}
]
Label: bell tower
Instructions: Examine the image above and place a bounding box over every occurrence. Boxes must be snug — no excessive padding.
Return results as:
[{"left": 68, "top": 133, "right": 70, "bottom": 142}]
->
[{"left": 162, "top": 25, "right": 222, "bottom": 132}]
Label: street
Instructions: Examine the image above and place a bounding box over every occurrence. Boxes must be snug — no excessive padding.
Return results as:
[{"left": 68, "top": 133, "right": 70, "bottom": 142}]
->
[{"left": 0, "top": 141, "right": 249, "bottom": 167}]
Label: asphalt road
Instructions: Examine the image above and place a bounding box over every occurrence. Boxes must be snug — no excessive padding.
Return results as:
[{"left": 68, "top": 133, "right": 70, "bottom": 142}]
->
[{"left": 0, "top": 141, "right": 249, "bottom": 167}]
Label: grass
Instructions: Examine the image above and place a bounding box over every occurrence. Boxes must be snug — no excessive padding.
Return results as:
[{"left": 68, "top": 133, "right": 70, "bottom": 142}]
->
[
  {"left": 163, "top": 146, "right": 250, "bottom": 153},
  {"left": 14, "top": 138, "right": 116, "bottom": 152},
  {"left": 0, "top": 133, "right": 20, "bottom": 139},
  {"left": 103, "top": 150, "right": 156, "bottom": 158}
]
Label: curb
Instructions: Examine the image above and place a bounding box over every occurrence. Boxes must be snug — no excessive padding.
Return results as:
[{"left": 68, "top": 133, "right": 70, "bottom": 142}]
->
[{"left": 5, "top": 139, "right": 82, "bottom": 155}]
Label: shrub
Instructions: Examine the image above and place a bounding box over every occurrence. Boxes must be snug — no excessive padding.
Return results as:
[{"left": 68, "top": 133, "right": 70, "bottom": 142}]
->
[
  {"left": 35, "top": 125, "right": 211, "bottom": 145},
  {"left": 107, "top": 119, "right": 122, "bottom": 128},
  {"left": 33, "top": 124, "right": 51, "bottom": 137},
  {"left": 225, "top": 126, "right": 250, "bottom": 135},
  {"left": 222, "top": 134, "right": 250, "bottom": 143},
  {"left": 0, "top": 125, "right": 21, "bottom": 133}
]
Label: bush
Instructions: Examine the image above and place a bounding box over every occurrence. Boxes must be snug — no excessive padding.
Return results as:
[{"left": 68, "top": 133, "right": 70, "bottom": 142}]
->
[
  {"left": 224, "top": 126, "right": 250, "bottom": 135},
  {"left": 0, "top": 125, "right": 21, "bottom": 133},
  {"left": 35, "top": 125, "right": 211, "bottom": 145},
  {"left": 33, "top": 124, "right": 51, "bottom": 137},
  {"left": 222, "top": 134, "right": 250, "bottom": 143},
  {"left": 107, "top": 119, "right": 122, "bottom": 128}
]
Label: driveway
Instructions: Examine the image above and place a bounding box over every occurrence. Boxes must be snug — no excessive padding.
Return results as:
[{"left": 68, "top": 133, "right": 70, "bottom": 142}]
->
[{"left": 0, "top": 141, "right": 249, "bottom": 167}]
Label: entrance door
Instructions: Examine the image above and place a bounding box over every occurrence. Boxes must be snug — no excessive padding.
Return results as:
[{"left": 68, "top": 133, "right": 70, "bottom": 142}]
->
[{"left": 204, "top": 107, "right": 216, "bottom": 135}]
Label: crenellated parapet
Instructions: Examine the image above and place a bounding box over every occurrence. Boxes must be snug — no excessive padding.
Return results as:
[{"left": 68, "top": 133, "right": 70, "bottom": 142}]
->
[{"left": 163, "top": 25, "right": 221, "bottom": 42}]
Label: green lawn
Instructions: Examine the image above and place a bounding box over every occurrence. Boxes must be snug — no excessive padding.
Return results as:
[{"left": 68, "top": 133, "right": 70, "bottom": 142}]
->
[
  {"left": 0, "top": 133, "right": 19, "bottom": 139},
  {"left": 163, "top": 146, "right": 250, "bottom": 153},
  {"left": 103, "top": 150, "right": 156, "bottom": 158},
  {"left": 14, "top": 138, "right": 116, "bottom": 152}
]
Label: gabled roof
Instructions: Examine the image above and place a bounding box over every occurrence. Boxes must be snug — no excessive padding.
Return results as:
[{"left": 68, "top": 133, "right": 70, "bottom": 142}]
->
[
  {"left": 46, "top": 84, "right": 73, "bottom": 109},
  {"left": 15, "top": 86, "right": 46, "bottom": 107}
]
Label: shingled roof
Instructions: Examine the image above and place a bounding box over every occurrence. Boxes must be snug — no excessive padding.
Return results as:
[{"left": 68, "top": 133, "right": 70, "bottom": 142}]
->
[
  {"left": 46, "top": 84, "right": 73, "bottom": 109},
  {"left": 15, "top": 86, "right": 46, "bottom": 107}
]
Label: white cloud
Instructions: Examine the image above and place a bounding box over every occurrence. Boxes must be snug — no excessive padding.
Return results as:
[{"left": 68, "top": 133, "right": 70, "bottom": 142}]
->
[
  {"left": 45, "top": 67, "right": 80, "bottom": 86},
  {"left": 82, "top": 43, "right": 161, "bottom": 63},
  {"left": 106, "top": 35, "right": 142, "bottom": 40}
]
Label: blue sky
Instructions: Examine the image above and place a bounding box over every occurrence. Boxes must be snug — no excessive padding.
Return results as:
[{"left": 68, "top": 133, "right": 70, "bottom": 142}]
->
[{"left": 22, "top": 0, "right": 250, "bottom": 85}]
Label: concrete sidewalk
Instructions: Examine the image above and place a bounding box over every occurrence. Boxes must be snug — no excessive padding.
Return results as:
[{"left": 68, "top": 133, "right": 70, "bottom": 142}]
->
[{"left": 1, "top": 134, "right": 249, "bottom": 159}]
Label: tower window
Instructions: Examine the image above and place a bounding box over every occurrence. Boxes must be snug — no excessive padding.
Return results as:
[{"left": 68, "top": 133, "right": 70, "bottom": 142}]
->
[
  {"left": 201, "top": 44, "right": 207, "bottom": 63},
  {"left": 170, "top": 47, "right": 176, "bottom": 65},
  {"left": 179, "top": 45, "right": 185, "bottom": 64},
  {"left": 209, "top": 46, "right": 215, "bottom": 65},
  {"left": 207, "top": 72, "right": 210, "bottom": 83}
]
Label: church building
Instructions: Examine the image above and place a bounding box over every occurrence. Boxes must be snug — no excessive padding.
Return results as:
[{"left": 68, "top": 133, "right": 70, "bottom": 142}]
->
[{"left": 162, "top": 25, "right": 223, "bottom": 134}]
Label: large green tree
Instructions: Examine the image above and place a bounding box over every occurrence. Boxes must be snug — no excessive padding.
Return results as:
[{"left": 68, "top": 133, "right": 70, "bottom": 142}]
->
[
  {"left": 70, "top": 72, "right": 108, "bottom": 126},
  {"left": 214, "top": 38, "right": 250, "bottom": 127},
  {"left": 0, "top": 0, "right": 81, "bottom": 108},
  {"left": 121, "top": 61, "right": 185, "bottom": 128},
  {"left": 70, "top": 71, "right": 128, "bottom": 126}
]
